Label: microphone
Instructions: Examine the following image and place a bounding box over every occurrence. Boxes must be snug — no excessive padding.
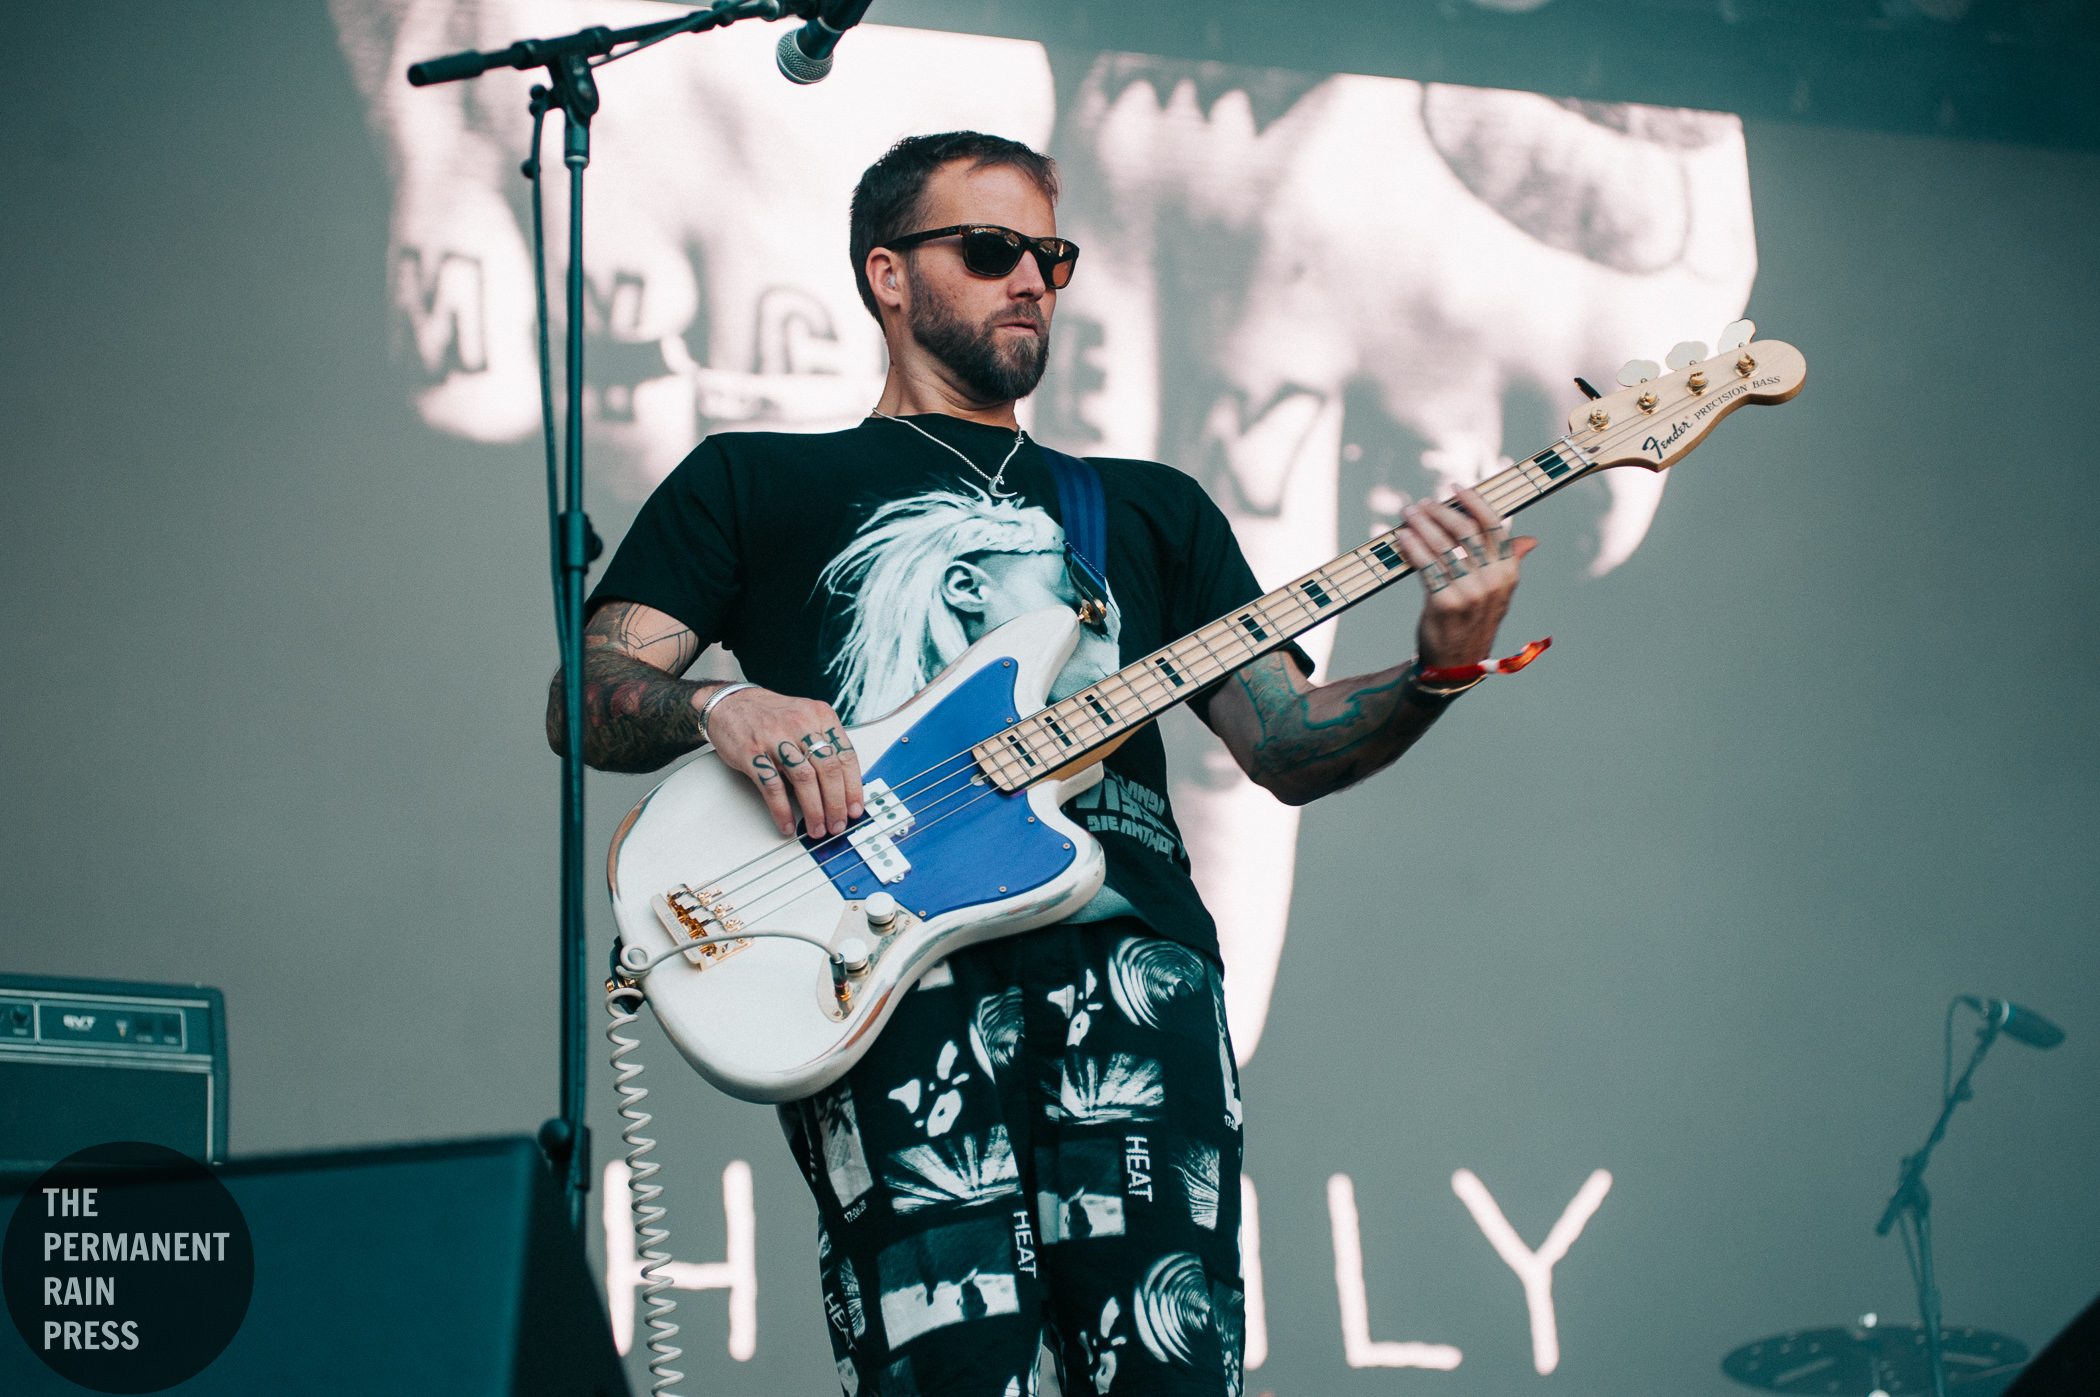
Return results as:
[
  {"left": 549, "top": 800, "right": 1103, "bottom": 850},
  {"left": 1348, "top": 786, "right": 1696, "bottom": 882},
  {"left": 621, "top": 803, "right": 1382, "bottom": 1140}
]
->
[
  {"left": 776, "top": 0, "right": 874, "bottom": 83},
  {"left": 1962, "top": 996, "right": 2066, "bottom": 1050}
]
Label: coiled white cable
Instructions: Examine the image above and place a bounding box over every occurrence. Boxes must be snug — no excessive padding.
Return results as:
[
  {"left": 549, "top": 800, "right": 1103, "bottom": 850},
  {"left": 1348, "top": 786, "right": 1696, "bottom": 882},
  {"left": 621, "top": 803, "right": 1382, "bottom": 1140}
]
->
[{"left": 607, "top": 975, "right": 684, "bottom": 1396}]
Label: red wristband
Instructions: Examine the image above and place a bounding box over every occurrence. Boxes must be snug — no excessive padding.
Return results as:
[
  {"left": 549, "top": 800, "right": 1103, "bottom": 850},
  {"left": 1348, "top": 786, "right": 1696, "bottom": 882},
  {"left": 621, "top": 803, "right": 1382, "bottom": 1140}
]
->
[{"left": 1416, "top": 637, "right": 1553, "bottom": 686}]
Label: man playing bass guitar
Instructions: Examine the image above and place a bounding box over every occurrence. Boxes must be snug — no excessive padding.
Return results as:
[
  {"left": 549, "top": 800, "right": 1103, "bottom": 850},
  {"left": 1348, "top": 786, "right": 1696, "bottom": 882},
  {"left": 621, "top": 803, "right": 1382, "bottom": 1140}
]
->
[{"left": 549, "top": 131, "right": 1535, "bottom": 1397}]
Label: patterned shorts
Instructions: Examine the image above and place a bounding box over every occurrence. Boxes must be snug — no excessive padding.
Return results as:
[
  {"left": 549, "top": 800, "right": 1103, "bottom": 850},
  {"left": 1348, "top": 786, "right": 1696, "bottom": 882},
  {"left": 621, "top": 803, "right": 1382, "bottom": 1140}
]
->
[{"left": 778, "top": 918, "right": 1247, "bottom": 1397}]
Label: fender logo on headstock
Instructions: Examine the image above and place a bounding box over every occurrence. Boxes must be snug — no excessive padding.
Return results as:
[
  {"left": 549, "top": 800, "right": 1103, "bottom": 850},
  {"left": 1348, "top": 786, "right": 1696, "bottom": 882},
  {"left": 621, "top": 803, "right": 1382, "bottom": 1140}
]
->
[
  {"left": 1642, "top": 419, "right": 1692, "bottom": 461},
  {"left": 1582, "top": 337, "right": 1806, "bottom": 473}
]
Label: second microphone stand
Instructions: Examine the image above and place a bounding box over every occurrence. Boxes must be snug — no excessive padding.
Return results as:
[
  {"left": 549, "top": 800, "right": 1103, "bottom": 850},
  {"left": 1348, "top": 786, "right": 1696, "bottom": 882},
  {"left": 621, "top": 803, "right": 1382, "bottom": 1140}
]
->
[{"left": 1874, "top": 1009, "right": 2003, "bottom": 1397}]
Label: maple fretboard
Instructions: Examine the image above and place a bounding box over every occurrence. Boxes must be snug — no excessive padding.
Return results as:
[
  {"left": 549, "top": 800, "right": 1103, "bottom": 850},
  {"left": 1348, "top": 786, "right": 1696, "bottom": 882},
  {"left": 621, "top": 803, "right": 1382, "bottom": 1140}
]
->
[{"left": 972, "top": 436, "right": 1595, "bottom": 791}]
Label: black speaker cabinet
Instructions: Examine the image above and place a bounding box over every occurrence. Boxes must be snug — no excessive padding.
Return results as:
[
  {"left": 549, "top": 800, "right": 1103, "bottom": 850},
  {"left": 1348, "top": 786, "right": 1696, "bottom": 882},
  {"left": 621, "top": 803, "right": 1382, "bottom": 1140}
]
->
[
  {"left": 0, "top": 1136, "right": 629, "bottom": 1396},
  {"left": 0, "top": 973, "right": 229, "bottom": 1168}
]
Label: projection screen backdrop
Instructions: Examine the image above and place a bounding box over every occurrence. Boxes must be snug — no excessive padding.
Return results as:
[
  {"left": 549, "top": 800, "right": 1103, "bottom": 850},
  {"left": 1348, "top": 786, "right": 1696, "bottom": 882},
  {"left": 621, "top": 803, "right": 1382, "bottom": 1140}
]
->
[{"left": 333, "top": 3, "right": 1757, "bottom": 1390}]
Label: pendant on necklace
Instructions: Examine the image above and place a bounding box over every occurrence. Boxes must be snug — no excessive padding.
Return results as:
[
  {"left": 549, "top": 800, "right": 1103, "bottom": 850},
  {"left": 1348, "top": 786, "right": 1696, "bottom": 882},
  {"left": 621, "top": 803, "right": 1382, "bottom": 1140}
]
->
[{"left": 874, "top": 409, "right": 1023, "bottom": 500}]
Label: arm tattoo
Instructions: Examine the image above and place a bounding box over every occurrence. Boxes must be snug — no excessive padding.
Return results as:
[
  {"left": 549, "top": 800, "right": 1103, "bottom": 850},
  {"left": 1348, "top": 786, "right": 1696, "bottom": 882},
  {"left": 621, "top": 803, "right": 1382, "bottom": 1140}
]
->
[
  {"left": 1228, "top": 652, "right": 1441, "bottom": 803},
  {"left": 545, "top": 602, "right": 715, "bottom": 773},
  {"left": 592, "top": 599, "right": 701, "bottom": 673}
]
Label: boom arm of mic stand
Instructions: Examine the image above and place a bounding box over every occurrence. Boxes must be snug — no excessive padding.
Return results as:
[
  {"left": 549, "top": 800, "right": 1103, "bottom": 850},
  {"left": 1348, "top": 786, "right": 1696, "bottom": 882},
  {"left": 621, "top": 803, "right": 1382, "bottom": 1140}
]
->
[
  {"left": 1876, "top": 1019, "right": 2000, "bottom": 1235},
  {"left": 405, "top": 0, "right": 804, "bottom": 87}
]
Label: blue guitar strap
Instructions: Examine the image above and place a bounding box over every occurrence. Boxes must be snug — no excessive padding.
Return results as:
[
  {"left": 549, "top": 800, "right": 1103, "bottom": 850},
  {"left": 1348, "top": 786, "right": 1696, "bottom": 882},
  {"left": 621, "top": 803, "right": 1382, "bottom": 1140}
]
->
[{"left": 1041, "top": 445, "right": 1113, "bottom": 626}]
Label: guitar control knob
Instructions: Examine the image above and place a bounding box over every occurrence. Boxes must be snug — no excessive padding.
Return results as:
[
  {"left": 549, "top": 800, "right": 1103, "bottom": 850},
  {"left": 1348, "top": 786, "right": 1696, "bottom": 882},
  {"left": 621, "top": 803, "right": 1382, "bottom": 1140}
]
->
[
  {"left": 837, "top": 938, "right": 871, "bottom": 974},
  {"left": 863, "top": 892, "right": 900, "bottom": 929}
]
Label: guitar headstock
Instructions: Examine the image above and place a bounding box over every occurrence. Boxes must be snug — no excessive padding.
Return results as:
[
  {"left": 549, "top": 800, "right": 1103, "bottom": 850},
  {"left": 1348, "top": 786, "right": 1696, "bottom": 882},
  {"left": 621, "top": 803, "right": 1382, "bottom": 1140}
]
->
[{"left": 1568, "top": 333, "right": 1807, "bottom": 473}]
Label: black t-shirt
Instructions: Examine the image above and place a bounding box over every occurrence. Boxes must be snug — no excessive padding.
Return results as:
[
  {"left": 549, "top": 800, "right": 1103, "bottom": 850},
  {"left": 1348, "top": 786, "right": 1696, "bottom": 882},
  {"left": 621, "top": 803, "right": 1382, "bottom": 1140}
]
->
[{"left": 590, "top": 413, "right": 1307, "bottom": 964}]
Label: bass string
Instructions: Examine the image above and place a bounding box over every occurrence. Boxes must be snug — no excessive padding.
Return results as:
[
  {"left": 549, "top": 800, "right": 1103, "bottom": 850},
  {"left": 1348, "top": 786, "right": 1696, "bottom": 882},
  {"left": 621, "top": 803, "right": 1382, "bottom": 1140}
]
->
[
  {"left": 702, "top": 777, "right": 1014, "bottom": 934},
  {"left": 716, "top": 457, "right": 1543, "bottom": 910},
  {"left": 659, "top": 398, "right": 1752, "bottom": 945},
  {"left": 678, "top": 748, "right": 985, "bottom": 914},
  {"left": 715, "top": 476, "right": 1559, "bottom": 927},
  {"left": 855, "top": 449, "right": 1552, "bottom": 800},
  {"left": 669, "top": 437, "right": 1594, "bottom": 921},
  {"left": 714, "top": 471, "right": 1571, "bottom": 928},
  {"left": 1006, "top": 465, "right": 1546, "bottom": 748},
  {"left": 708, "top": 744, "right": 978, "bottom": 879},
  {"left": 1582, "top": 362, "right": 1771, "bottom": 467},
  {"left": 937, "top": 392, "right": 1733, "bottom": 794},
  {"left": 704, "top": 758, "right": 989, "bottom": 915}
]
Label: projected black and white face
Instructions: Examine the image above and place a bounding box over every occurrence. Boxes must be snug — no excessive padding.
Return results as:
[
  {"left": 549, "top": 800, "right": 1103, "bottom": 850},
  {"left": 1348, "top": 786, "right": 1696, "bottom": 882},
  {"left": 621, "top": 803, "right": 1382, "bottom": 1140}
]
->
[{"left": 332, "top": 1, "right": 1755, "bottom": 1063}]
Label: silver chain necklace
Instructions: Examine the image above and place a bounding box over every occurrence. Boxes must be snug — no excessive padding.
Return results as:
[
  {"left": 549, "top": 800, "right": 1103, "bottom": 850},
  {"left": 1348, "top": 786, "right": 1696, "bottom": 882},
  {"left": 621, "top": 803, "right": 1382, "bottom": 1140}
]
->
[{"left": 870, "top": 409, "right": 1024, "bottom": 499}]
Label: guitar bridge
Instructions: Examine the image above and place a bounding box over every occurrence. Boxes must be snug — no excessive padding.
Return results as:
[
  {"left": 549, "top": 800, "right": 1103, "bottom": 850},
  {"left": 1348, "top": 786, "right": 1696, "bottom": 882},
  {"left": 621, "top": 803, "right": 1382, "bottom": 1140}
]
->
[{"left": 653, "top": 885, "right": 751, "bottom": 966}]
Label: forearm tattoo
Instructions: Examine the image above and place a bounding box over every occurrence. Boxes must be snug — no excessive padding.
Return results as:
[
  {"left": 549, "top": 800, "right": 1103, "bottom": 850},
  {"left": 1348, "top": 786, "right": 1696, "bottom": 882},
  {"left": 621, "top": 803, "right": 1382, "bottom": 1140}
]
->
[
  {"left": 1231, "top": 652, "right": 1439, "bottom": 802},
  {"left": 545, "top": 602, "right": 712, "bottom": 773}
]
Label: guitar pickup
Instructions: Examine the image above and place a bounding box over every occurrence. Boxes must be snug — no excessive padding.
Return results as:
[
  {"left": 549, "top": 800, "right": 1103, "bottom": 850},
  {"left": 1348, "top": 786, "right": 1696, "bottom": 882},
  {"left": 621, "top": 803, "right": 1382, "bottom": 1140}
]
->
[{"left": 846, "top": 779, "right": 914, "bottom": 885}]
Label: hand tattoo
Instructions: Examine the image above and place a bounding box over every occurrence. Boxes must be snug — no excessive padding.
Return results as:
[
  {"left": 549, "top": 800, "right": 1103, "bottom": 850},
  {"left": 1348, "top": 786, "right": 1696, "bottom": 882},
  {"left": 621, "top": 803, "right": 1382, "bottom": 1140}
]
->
[
  {"left": 752, "top": 754, "right": 780, "bottom": 785},
  {"left": 776, "top": 740, "right": 806, "bottom": 768}
]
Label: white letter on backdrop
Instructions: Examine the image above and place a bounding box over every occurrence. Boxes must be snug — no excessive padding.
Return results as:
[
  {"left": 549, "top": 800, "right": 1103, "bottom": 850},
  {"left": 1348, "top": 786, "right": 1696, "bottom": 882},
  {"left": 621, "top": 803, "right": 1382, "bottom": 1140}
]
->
[
  {"left": 1449, "top": 1168, "right": 1612, "bottom": 1375},
  {"left": 603, "top": 1159, "right": 757, "bottom": 1360},
  {"left": 1240, "top": 1175, "right": 1267, "bottom": 1370},
  {"left": 1326, "top": 1174, "right": 1464, "bottom": 1370}
]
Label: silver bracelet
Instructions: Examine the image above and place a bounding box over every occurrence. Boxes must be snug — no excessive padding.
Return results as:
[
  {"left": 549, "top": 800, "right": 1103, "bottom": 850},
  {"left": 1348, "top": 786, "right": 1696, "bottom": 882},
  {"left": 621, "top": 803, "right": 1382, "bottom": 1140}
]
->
[{"left": 697, "top": 682, "right": 760, "bottom": 748}]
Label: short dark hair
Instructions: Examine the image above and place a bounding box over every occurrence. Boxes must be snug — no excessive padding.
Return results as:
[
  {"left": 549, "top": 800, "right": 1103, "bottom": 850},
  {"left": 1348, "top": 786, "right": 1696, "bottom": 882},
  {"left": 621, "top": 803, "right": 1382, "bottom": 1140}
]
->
[{"left": 848, "top": 131, "right": 1060, "bottom": 322}]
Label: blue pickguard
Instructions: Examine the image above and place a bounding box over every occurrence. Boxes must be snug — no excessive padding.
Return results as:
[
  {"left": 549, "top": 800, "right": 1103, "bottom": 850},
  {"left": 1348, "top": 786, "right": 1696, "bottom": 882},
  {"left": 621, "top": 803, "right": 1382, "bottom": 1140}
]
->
[{"left": 806, "top": 660, "right": 1078, "bottom": 918}]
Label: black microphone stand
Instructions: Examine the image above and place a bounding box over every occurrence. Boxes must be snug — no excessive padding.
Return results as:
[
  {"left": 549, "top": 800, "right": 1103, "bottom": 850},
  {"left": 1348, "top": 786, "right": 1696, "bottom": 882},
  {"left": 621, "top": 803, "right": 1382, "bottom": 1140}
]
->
[
  {"left": 1874, "top": 1009, "right": 2003, "bottom": 1397},
  {"left": 407, "top": 0, "right": 816, "bottom": 1233}
]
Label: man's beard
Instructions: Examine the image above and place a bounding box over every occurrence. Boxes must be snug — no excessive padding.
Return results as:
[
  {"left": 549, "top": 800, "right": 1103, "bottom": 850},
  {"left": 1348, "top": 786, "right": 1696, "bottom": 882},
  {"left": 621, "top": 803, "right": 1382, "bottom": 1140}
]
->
[{"left": 909, "top": 283, "right": 1049, "bottom": 404}]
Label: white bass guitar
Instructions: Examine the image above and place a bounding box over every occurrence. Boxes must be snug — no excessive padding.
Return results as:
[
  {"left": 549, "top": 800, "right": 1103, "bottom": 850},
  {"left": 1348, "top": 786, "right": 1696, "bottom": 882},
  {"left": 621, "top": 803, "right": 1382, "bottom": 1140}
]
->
[{"left": 608, "top": 336, "right": 1807, "bottom": 1102}]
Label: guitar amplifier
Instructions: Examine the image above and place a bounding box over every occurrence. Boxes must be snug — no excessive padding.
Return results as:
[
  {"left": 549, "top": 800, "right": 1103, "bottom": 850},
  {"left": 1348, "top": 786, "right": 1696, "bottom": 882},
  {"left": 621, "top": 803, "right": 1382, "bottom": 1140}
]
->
[{"left": 0, "top": 973, "right": 227, "bottom": 1168}]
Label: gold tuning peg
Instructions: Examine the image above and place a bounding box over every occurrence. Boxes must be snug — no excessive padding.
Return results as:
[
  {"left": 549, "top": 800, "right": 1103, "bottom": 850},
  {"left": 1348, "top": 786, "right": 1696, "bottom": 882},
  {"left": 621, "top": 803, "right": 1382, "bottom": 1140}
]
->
[
  {"left": 1716, "top": 318, "right": 1754, "bottom": 351},
  {"left": 1665, "top": 341, "right": 1709, "bottom": 371},
  {"left": 1616, "top": 359, "right": 1661, "bottom": 387}
]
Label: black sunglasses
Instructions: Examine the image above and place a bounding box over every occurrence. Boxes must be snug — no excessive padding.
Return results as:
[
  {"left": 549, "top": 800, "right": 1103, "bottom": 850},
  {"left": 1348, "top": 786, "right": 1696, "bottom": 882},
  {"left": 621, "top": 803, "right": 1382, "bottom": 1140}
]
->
[{"left": 886, "top": 225, "right": 1080, "bottom": 288}]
